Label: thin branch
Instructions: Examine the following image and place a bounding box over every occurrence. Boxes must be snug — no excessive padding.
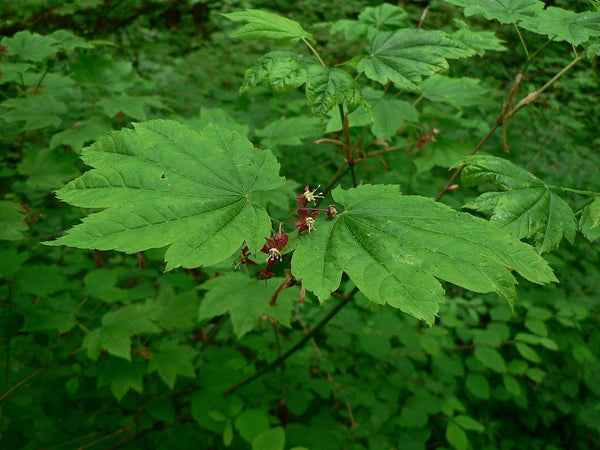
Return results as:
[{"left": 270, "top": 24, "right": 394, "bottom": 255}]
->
[
  {"left": 435, "top": 52, "right": 587, "bottom": 202},
  {"left": 302, "top": 37, "right": 326, "bottom": 67},
  {"left": 222, "top": 295, "right": 353, "bottom": 395}
]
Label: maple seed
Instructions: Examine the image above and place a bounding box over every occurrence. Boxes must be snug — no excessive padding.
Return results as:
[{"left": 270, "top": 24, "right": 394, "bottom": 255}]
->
[
  {"left": 295, "top": 209, "right": 319, "bottom": 234},
  {"left": 296, "top": 185, "right": 324, "bottom": 207}
]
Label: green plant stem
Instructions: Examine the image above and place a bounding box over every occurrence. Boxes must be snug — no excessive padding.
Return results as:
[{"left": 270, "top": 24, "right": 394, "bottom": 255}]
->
[
  {"left": 514, "top": 24, "right": 530, "bottom": 59},
  {"left": 302, "top": 37, "right": 326, "bottom": 67},
  {"left": 435, "top": 51, "right": 588, "bottom": 202},
  {"left": 222, "top": 295, "right": 353, "bottom": 395},
  {"left": 549, "top": 186, "right": 598, "bottom": 196}
]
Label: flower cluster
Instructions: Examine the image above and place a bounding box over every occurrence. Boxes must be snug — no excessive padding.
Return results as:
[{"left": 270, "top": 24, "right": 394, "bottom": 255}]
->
[{"left": 293, "top": 185, "right": 337, "bottom": 235}]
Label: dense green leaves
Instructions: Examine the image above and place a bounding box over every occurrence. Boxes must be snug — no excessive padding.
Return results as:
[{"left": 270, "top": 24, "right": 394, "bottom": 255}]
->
[
  {"left": 305, "top": 65, "right": 362, "bottom": 118},
  {"left": 0, "top": 201, "right": 28, "bottom": 240},
  {"left": 460, "top": 155, "right": 577, "bottom": 253},
  {"left": 198, "top": 273, "right": 295, "bottom": 338},
  {"left": 292, "top": 184, "right": 556, "bottom": 325},
  {"left": 224, "top": 9, "right": 315, "bottom": 45},
  {"left": 356, "top": 29, "right": 473, "bottom": 90},
  {"left": 45, "top": 120, "right": 285, "bottom": 270}
]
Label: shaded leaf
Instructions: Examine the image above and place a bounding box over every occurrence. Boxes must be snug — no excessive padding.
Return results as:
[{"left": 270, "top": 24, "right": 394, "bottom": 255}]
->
[
  {"left": 1, "top": 31, "right": 57, "bottom": 61},
  {"left": 446, "top": 421, "right": 468, "bottom": 450},
  {"left": 519, "top": 8, "right": 600, "bottom": 46},
  {"left": 356, "top": 29, "right": 473, "bottom": 90},
  {"left": 421, "top": 75, "right": 493, "bottom": 107},
  {"left": 414, "top": 138, "right": 472, "bottom": 172},
  {"left": 45, "top": 121, "right": 285, "bottom": 271},
  {"left": 451, "top": 19, "right": 507, "bottom": 56},
  {"left": 0, "top": 201, "right": 28, "bottom": 240},
  {"left": 180, "top": 107, "right": 249, "bottom": 136},
  {"left": 17, "top": 147, "right": 80, "bottom": 190},
  {"left": 82, "top": 302, "right": 161, "bottom": 360},
  {"left": 0, "top": 62, "right": 35, "bottom": 85},
  {"left": 460, "top": 155, "right": 576, "bottom": 253},
  {"left": 97, "top": 358, "right": 145, "bottom": 401},
  {"left": 198, "top": 272, "right": 295, "bottom": 338},
  {"left": 330, "top": 4, "right": 409, "bottom": 41},
  {"left": 252, "top": 427, "right": 285, "bottom": 450},
  {"left": 98, "top": 95, "right": 165, "bottom": 121},
  {"left": 292, "top": 185, "right": 556, "bottom": 325},
  {"left": 70, "top": 54, "right": 136, "bottom": 92},
  {"left": 474, "top": 346, "right": 506, "bottom": 373},
  {"left": 2, "top": 95, "right": 67, "bottom": 130},
  {"left": 255, "top": 116, "right": 322, "bottom": 147},
  {"left": 441, "top": 0, "right": 544, "bottom": 24},
  {"left": 371, "top": 98, "right": 418, "bottom": 141},
  {"left": 48, "top": 30, "right": 93, "bottom": 51},
  {"left": 579, "top": 197, "right": 600, "bottom": 242},
  {"left": 148, "top": 340, "right": 198, "bottom": 388},
  {"left": 224, "top": 9, "right": 315, "bottom": 45},
  {"left": 50, "top": 117, "right": 113, "bottom": 152}
]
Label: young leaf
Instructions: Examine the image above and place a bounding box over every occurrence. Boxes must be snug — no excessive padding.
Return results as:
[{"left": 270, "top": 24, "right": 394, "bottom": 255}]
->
[
  {"left": 292, "top": 184, "right": 556, "bottom": 325},
  {"left": 198, "top": 273, "right": 295, "bottom": 338},
  {"left": 45, "top": 120, "right": 285, "bottom": 271},
  {"left": 355, "top": 29, "right": 473, "bottom": 90},
  {"left": 519, "top": 8, "right": 600, "bottom": 46},
  {"left": 148, "top": 340, "right": 198, "bottom": 388},
  {"left": 459, "top": 155, "right": 576, "bottom": 253},
  {"left": 224, "top": 9, "right": 315, "bottom": 45},
  {"left": 358, "top": 4, "right": 409, "bottom": 31},
  {"left": 579, "top": 197, "right": 600, "bottom": 242},
  {"left": 241, "top": 51, "right": 314, "bottom": 93},
  {"left": 440, "top": 0, "right": 544, "bottom": 24},
  {"left": 305, "top": 65, "right": 362, "bottom": 118}
]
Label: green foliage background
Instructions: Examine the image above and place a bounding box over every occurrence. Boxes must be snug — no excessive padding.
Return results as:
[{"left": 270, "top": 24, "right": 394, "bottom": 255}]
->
[{"left": 1, "top": 0, "right": 599, "bottom": 449}]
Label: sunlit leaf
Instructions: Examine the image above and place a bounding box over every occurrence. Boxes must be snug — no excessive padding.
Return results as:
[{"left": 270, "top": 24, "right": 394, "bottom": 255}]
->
[
  {"left": 460, "top": 155, "right": 576, "bottom": 253},
  {"left": 45, "top": 121, "right": 285, "bottom": 271},
  {"left": 224, "top": 9, "right": 315, "bottom": 45},
  {"left": 356, "top": 29, "right": 473, "bottom": 90},
  {"left": 292, "top": 184, "right": 556, "bottom": 325},
  {"left": 441, "top": 0, "right": 544, "bottom": 24}
]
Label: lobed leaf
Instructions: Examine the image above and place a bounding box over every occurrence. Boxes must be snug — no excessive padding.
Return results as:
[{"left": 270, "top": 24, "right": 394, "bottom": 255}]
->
[
  {"left": 441, "top": 0, "right": 544, "bottom": 24},
  {"left": 519, "top": 7, "right": 600, "bottom": 46},
  {"left": 421, "top": 75, "right": 493, "bottom": 107},
  {"left": 240, "top": 51, "right": 314, "bottom": 93},
  {"left": 356, "top": 29, "right": 473, "bottom": 90},
  {"left": 451, "top": 19, "right": 507, "bottom": 56},
  {"left": 292, "top": 184, "right": 556, "bottom": 325},
  {"left": 460, "top": 155, "right": 576, "bottom": 253},
  {"left": 305, "top": 65, "right": 363, "bottom": 118},
  {"left": 224, "top": 9, "right": 315, "bottom": 45},
  {"left": 45, "top": 120, "right": 285, "bottom": 271},
  {"left": 579, "top": 197, "right": 600, "bottom": 242},
  {"left": 0, "top": 201, "right": 28, "bottom": 240}
]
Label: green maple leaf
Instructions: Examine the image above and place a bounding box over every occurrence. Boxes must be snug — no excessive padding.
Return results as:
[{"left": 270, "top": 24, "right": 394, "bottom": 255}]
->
[
  {"left": 1, "top": 31, "right": 57, "bottom": 61},
  {"left": 0, "top": 201, "right": 28, "bottom": 241},
  {"left": 1, "top": 95, "right": 67, "bottom": 131},
  {"left": 199, "top": 273, "right": 295, "bottom": 338},
  {"left": 305, "top": 66, "right": 362, "bottom": 118},
  {"left": 224, "top": 9, "right": 315, "bottom": 45},
  {"left": 292, "top": 185, "right": 556, "bottom": 325},
  {"left": 519, "top": 7, "right": 600, "bottom": 46},
  {"left": 355, "top": 29, "right": 473, "bottom": 90},
  {"left": 451, "top": 19, "right": 507, "bottom": 57},
  {"left": 148, "top": 340, "right": 198, "bottom": 388},
  {"left": 45, "top": 120, "right": 285, "bottom": 270},
  {"left": 83, "top": 302, "right": 161, "bottom": 360},
  {"left": 255, "top": 116, "right": 322, "bottom": 147},
  {"left": 421, "top": 75, "right": 493, "bottom": 107},
  {"left": 331, "top": 4, "right": 409, "bottom": 41},
  {"left": 441, "top": 0, "right": 544, "bottom": 24},
  {"left": 240, "top": 51, "right": 315, "bottom": 94},
  {"left": 459, "top": 155, "right": 576, "bottom": 253},
  {"left": 97, "top": 358, "right": 145, "bottom": 401},
  {"left": 98, "top": 95, "right": 165, "bottom": 121}
]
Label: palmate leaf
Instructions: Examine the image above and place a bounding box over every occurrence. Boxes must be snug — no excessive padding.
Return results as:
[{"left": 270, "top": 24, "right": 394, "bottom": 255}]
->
[
  {"left": 441, "top": 0, "right": 544, "bottom": 24},
  {"left": 519, "top": 7, "right": 600, "bottom": 46},
  {"left": 331, "top": 4, "right": 409, "bottom": 41},
  {"left": 45, "top": 120, "right": 285, "bottom": 270},
  {"left": 292, "top": 185, "right": 556, "bottom": 325},
  {"left": 240, "top": 51, "right": 315, "bottom": 94},
  {"left": 355, "top": 29, "right": 473, "bottom": 90},
  {"left": 459, "top": 155, "right": 576, "bottom": 253},
  {"left": 224, "top": 9, "right": 315, "bottom": 45}
]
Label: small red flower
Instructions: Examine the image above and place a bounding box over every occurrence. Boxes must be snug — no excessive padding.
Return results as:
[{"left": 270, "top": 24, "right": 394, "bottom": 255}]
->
[
  {"left": 261, "top": 232, "right": 289, "bottom": 266},
  {"left": 294, "top": 209, "right": 319, "bottom": 234},
  {"left": 233, "top": 246, "right": 257, "bottom": 269},
  {"left": 327, "top": 204, "right": 338, "bottom": 218},
  {"left": 296, "top": 185, "right": 324, "bottom": 207}
]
